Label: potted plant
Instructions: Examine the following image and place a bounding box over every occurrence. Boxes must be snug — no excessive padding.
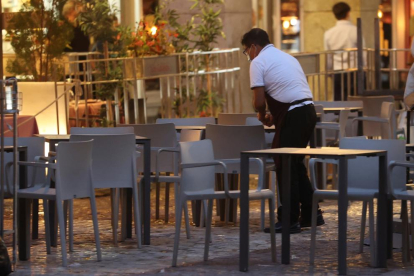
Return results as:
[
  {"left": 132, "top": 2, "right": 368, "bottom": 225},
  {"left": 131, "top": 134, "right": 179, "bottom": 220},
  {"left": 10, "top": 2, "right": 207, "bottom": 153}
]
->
[{"left": 6, "top": 0, "right": 73, "bottom": 81}]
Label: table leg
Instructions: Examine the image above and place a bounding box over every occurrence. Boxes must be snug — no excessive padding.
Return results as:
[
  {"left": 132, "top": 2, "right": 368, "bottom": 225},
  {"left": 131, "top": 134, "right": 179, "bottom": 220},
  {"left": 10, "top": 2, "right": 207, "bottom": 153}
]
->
[
  {"left": 338, "top": 157, "right": 348, "bottom": 275},
  {"left": 126, "top": 188, "right": 132, "bottom": 239},
  {"left": 239, "top": 154, "right": 250, "bottom": 272},
  {"left": 377, "top": 154, "right": 389, "bottom": 266},
  {"left": 48, "top": 142, "right": 58, "bottom": 247},
  {"left": 18, "top": 149, "right": 30, "bottom": 261},
  {"left": 357, "top": 111, "right": 363, "bottom": 136},
  {"left": 281, "top": 155, "right": 291, "bottom": 264},
  {"left": 32, "top": 200, "right": 39, "bottom": 239},
  {"left": 143, "top": 140, "right": 151, "bottom": 245}
]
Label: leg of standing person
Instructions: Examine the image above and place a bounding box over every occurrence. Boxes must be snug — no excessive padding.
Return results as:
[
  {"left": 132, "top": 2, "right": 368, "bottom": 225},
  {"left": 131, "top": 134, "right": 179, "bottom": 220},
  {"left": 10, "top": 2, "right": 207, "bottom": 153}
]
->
[{"left": 276, "top": 104, "right": 319, "bottom": 226}]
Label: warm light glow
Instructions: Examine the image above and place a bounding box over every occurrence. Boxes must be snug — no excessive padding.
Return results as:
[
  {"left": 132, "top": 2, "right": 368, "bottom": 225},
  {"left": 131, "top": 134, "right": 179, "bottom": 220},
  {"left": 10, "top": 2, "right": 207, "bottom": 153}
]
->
[
  {"left": 282, "top": 20, "right": 290, "bottom": 29},
  {"left": 378, "top": 10, "right": 383, "bottom": 19},
  {"left": 290, "top": 18, "right": 298, "bottom": 26},
  {"left": 150, "top": 26, "right": 157, "bottom": 35}
]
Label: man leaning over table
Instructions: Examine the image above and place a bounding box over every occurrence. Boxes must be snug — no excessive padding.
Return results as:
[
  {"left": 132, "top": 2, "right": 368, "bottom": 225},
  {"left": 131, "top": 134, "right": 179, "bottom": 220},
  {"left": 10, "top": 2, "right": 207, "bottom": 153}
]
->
[{"left": 241, "top": 28, "right": 325, "bottom": 234}]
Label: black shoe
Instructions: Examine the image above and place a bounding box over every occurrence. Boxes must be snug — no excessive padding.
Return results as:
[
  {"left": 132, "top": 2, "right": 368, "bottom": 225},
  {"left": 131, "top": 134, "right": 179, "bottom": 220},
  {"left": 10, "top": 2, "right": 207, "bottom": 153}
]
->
[
  {"left": 299, "top": 209, "right": 325, "bottom": 228},
  {"left": 264, "top": 221, "right": 301, "bottom": 234}
]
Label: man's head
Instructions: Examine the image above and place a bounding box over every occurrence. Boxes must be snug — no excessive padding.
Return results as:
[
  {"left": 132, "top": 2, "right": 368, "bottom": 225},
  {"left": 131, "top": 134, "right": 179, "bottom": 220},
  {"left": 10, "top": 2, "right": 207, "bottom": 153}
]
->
[
  {"left": 241, "top": 28, "right": 271, "bottom": 62},
  {"left": 332, "top": 2, "right": 351, "bottom": 20}
]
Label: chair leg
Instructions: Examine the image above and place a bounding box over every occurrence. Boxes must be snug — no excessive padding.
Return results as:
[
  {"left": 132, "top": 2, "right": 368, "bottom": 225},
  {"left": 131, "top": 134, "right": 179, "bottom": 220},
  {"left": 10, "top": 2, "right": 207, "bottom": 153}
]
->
[
  {"left": 268, "top": 198, "right": 276, "bottom": 263},
  {"left": 132, "top": 183, "right": 142, "bottom": 248},
  {"left": 368, "top": 200, "right": 376, "bottom": 267},
  {"left": 309, "top": 195, "right": 319, "bottom": 265},
  {"left": 89, "top": 196, "right": 102, "bottom": 262},
  {"left": 359, "top": 200, "right": 368, "bottom": 253},
  {"left": 113, "top": 188, "right": 120, "bottom": 246},
  {"left": 175, "top": 183, "right": 190, "bottom": 239},
  {"left": 69, "top": 200, "right": 74, "bottom": 252},
  {"left": 165, "top": 182, "right": 170, "bottom": 223},
  {"left": 63, "top": 200, "right": 68, "bottom": 238},
  {"left": 411, "top": 200, "right": 414, "bottom": 259},
  {"left": 56, "top": 201, "right": 67, "bottom": 267},
  {"left": 260, "top": 199, "right": 265, "bottom": 232},
  {"left": 402, "top": 200, "right": 411, "bottom": 265},
  {"left": 204, "top": 199, "right": 213, "bottom": 261},
  {"left": 120, "top": 188, "right": 127, "bottom": 242},
  {"left": 172, "top": 201, "right": 183, "bottom": 267},
  {"left": 43, "top": 199, "right": 51, "bottom": 254},
  {"left": 155, "top": 182, "right": 160, "bottom": 220},
  {"left": 32, "top": 199, "right": 39, "bottom": 240},
  {"left": 110, "top": 188, "right": 115, "bottom": 240}
]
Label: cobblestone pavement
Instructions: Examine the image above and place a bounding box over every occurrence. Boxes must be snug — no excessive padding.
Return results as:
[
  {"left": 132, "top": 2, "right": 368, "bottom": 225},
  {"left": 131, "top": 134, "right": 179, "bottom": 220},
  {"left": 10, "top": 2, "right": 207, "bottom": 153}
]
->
[{"left": 3, "top": 186, "right": 414, "bottom": 275}]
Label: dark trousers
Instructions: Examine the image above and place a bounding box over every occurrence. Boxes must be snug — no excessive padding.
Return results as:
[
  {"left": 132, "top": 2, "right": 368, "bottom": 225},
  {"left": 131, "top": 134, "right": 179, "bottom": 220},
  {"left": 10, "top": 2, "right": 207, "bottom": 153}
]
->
[{"left": 276, "top": 104, "right": 317, "bottom": 222}]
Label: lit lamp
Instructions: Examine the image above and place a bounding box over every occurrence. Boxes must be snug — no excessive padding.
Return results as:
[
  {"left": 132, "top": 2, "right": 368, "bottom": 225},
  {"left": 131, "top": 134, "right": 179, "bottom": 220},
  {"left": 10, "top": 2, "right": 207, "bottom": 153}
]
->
[
  {"left": 378, "top": 10, "right": 383, "bottom": 19},
  {"left": 150, "top": 26, "right": 157, "bottom": 35},
  {"left": 282, "top": 20, "right": 290, "bottom": 29},
  {"left": 3, "top": 79, "right": 22, "bottom": 112}
]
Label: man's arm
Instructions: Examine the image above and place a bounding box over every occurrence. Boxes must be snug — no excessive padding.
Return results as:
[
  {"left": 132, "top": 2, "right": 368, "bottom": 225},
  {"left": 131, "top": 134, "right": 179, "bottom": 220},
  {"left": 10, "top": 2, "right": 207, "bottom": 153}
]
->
[{"left": 253, "top": 86, "right": 266, "bottom": 120}]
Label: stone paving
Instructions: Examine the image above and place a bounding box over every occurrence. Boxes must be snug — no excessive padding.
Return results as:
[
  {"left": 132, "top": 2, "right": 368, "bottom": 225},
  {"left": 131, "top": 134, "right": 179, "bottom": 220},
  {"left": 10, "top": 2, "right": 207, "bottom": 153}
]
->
[{"left": 3, "top": 186, "right": 414, "bottom": 275}]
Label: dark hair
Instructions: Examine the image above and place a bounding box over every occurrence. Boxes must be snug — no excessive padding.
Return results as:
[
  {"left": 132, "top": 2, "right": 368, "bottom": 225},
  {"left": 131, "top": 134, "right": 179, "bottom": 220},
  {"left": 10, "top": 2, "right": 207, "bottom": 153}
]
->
[
  {"left": 241, "top": 28, "right": 271, "bottom": 48},
  {"left": 332, "top": 2, "right": 351, "bottom": 20}
]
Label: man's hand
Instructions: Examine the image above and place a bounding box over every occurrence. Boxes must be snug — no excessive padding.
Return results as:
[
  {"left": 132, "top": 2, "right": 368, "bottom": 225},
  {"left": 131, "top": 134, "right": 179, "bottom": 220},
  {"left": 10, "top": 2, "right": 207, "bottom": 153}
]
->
[{"left": 258, "top": 113, "right": 273, "bottom": 127}]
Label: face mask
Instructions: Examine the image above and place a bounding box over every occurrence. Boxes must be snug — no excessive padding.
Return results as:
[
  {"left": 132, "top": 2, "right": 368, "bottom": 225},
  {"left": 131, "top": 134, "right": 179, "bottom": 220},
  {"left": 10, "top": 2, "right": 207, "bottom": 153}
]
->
[{"left": 246, "top": 45, "right": 257, "bottom": 62}]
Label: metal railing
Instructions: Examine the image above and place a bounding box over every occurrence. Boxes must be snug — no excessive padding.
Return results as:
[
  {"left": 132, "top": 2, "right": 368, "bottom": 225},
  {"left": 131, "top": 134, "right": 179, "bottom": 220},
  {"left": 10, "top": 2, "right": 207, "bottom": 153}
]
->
[{"left": 60, "top": 48, "right": 241, "bottom": 128}]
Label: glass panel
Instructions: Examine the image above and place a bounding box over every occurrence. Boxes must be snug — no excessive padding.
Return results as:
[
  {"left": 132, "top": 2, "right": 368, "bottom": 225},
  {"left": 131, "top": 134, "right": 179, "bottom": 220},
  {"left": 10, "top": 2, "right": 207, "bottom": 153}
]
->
[{"left": 280, "top": 0, "right": 300, "bottom": 53}]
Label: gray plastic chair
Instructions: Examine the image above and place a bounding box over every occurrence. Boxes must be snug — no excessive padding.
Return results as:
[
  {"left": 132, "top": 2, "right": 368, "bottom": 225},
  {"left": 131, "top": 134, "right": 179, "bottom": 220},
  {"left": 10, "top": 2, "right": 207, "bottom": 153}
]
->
[
  {"left": 352, "top": 101, "right": 401, "bottom": 139},
  {"left": 389, "top": 160, "right": 414, "bottom": 262},
  {"left": 217, "top": 113, "right": 257, "bottom": 125},
  {"left": 70, "top": 134, "right": 142, "bottom": 248},
  {"left": 348, "top": 95, "right": 394, "bottom": 137},
  {"left": 156, "top": 117, "right": 214, "bottom": 141},
  {"left": 123, "top": 123, "right": 190, "bottom": 235},
  {"left": 206, "top": 124, "right": 276, "bottom": 230},
  {"left": 308, "top": 138, "right": 406, "bottom": 267},
  {"left": 245, "top": 117, "right": 274, "bottom": 147},
  {"left": 172, "top": 139, "right": 276, "bottom": 267},
  {"left": 17, "top": 140, "right": 101, "bottom": 267}
]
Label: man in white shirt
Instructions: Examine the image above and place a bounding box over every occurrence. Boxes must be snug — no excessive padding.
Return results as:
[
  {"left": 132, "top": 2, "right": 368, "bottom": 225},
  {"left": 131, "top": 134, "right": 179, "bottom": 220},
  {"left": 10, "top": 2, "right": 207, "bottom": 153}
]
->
[
  {"left": 324, "top": 2, "right": 357, "bottom": 100},
  {"left": 241, "top": 28, "right": 324, "bottom": 234}
]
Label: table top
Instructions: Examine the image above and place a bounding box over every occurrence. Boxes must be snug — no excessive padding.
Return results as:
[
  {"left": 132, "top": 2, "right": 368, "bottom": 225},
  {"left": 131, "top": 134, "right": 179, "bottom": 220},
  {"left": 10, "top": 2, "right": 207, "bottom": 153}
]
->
[
  {"left": 36, "top": 134, "right": 149, "bottom": 141},
  {"left": 0, "top": 146, "right": 27, "bottom": 152},
  {"left": 323, "top": 107, "right": 363, "bottom": 113},
  {"left": 242, "top": 147, "right": 386, "bottom": 157},
  {"left": 175, "top": 126, "right": 206, "bottom": 130}
]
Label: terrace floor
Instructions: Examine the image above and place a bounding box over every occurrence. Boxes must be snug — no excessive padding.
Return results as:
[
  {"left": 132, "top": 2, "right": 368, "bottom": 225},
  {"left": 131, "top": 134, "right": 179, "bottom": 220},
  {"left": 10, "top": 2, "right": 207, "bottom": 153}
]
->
[{"left": 4, "top": 183, "right": 414, "bottom": 275}]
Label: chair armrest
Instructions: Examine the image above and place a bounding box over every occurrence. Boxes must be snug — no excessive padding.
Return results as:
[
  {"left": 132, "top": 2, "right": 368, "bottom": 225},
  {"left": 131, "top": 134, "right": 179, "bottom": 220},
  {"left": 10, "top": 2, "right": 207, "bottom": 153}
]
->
[
  {"left": 18, "top": 161, "right": 56, "bottom": 169},
  {"left": 309, "top": 158, "right": 339, "bottom": 191},
  {"left": 389, "top": 161, "right": 414, "bottom": 198},
  {"left": 352, "top": 116, "right": 389, "bottom": 123},
  {"left": 154, "top": 147, "right": 180, "bottom": 181},
  {"left": 315, "top": 122, "right": 340, "bottom": 131}
]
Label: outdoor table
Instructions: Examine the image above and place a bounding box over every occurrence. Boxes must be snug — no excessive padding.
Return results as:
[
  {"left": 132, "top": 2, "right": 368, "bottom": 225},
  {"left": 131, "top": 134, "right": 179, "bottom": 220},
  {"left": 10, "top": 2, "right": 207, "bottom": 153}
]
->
[
  {"left": 37, "top": 134, "right": 152, "bottom": 246},
  {"left": 0, "top": 146, "right": 29, "bottom": 261},
  {"left": 239, "top": 147, "right": 388, "bottom": 274}
]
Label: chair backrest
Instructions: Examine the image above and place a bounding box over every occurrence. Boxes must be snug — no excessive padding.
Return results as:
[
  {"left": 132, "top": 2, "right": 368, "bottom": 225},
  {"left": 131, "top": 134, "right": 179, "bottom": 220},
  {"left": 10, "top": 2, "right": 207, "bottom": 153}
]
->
[
  {"left": 380, "top": 102, "right": 397, "bottom": 139},
  {"left": 179, "top": 140, "right": 216, "bottom": 194},
  {"left": 156, "top": 117, "right": 215, "bottom": 126},
  {"left": 70, "top": 127, "right": 134, "bottom": 135},
  {"left": 217, "top": 113, "right": 257, "bottom": 125},
  {"left": 245, "top": 117, "right": 274, "bottom": 147},
  {"left": 180, "top": 129, "right": 203, "bottom": 142},
  {"left": 348, "top": 95, "right": 394, "bottom": 137},
  {"left": 206, "top": 124, "right": 265, "bottom": 159},
  {"left": 69, "top": 134, "right": 137, "bottom": 189},
  {"left": 338, "top": 109, "right": 350, "bottom": 139},
  {"left": 313, "top": 104, "right": 325, "bottom": 122},
  {"left": 339, "top": 138, "right": 405, "bottom": 192},
  {"left": 4, "top": 137, "right": 46, "bottom": 194},
  {"left": 122, "top": 123, "right": 178, "bottom": 172},
  {"left": 55, "top": 140, "right": 95, "bottom": 200}
]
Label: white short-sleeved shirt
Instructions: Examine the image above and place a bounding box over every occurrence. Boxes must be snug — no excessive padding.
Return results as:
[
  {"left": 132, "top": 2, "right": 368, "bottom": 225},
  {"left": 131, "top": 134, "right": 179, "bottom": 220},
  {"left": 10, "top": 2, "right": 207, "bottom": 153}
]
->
[
  {"left": 323, "top": 20, "right": 359, "bottom": 70},
  {"left": 249, "top": 44, "right": 313, "bottom": 111}
]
